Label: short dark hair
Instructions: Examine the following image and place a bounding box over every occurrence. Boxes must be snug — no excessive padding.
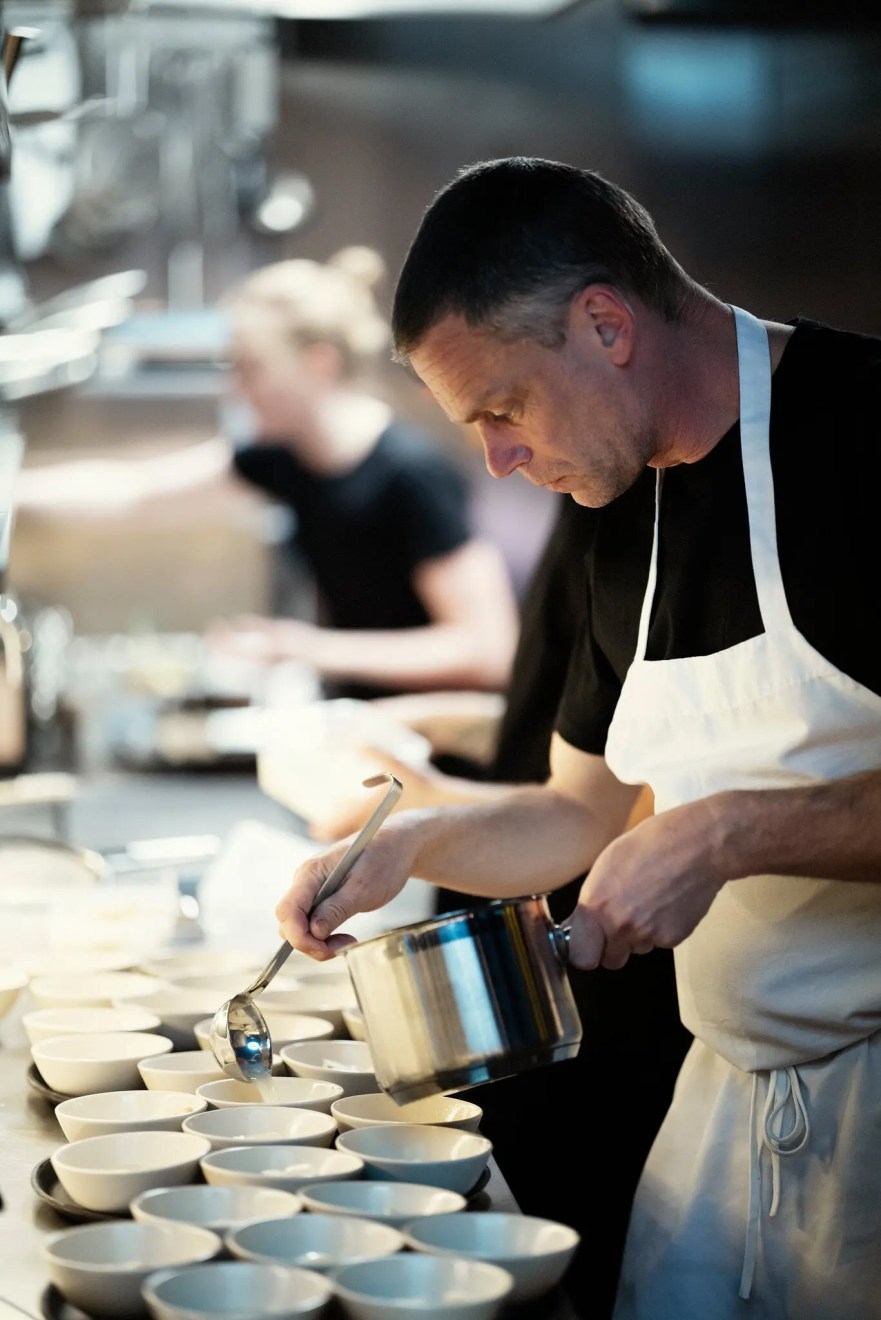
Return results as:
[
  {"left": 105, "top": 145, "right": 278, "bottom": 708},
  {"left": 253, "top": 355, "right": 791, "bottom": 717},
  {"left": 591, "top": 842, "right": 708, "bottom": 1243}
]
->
[{"left": 392, "top": 157, "right": 691, "bottom": 359}]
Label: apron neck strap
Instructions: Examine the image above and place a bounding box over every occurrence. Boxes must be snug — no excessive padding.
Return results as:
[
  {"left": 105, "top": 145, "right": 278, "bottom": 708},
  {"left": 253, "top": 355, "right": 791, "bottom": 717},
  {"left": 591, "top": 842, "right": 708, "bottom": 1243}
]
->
[
  {"left": 732, "top": 305, "right": 794, "bottom": 633},
  {"left": 634, "top": 306, "right": 792, "bottom": 661}
]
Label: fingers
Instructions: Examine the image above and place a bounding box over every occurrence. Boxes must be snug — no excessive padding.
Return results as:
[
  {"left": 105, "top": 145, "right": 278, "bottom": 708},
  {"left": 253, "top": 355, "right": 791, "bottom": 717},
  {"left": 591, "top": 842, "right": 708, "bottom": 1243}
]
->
[
  {"left": 275, "top": 851, "right": 348, "bottom": 957},
  {"left": 565, "top": 906, "right": 605, "bottom": 971}
]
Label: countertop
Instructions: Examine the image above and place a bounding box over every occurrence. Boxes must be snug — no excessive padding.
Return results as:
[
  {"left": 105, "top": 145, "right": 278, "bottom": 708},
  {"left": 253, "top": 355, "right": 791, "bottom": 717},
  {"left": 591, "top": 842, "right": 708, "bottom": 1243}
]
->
[{"left": 0, "top": 771, "right": 581, "bottom": 1319}]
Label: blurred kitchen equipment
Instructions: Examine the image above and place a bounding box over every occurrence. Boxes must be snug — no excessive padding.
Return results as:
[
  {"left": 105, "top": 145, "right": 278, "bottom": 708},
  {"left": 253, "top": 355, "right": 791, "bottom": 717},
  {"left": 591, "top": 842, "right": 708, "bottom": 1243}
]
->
[
  {"left": 210, "top": 772, "right": 402, "bottom": 1083},
  {"left": 344, "top": 897, "right": 581, "bottom": 1103},
  {"left": 0, "top": 425, "right": 25, "bottom": 773},
  {"left": 4, "top": 267, "right": 146, "bottom": 333},
  {"left": 0, "top": 832, "right": 105, "bottom": 960}
]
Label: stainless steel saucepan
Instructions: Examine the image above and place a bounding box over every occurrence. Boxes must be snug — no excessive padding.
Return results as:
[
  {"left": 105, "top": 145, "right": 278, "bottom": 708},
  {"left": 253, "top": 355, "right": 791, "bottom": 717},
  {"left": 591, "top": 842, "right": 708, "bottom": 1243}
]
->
[{"left": 344, "top": 894, "right": 582, "bottom": 1104}]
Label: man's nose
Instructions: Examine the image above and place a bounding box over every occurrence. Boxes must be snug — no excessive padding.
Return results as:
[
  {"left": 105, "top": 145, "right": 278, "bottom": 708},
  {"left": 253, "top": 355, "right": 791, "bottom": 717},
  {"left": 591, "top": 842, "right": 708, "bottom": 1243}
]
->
[{"left": 483, "top": 439, "right": 532, "bottom": 479}]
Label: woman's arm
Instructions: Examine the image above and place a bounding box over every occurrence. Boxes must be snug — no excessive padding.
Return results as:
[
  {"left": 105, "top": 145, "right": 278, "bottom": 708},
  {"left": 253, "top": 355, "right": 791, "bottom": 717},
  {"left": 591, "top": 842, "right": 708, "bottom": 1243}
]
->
[{"left": 219, "top": 539, "right": 520, "bottom": 693}]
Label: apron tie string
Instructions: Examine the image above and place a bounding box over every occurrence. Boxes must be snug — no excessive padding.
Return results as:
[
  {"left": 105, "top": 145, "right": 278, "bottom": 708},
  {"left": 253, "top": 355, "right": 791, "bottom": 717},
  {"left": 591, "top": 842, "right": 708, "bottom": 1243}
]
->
[{"left": 739, "top": 1066, "right": 811, "bottom": 1300}]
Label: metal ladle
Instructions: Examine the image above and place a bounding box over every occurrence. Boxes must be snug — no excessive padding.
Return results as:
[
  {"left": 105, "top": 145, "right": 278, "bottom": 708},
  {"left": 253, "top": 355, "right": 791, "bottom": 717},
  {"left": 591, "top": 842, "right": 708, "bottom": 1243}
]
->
[{"left": 209, "top": 772, "right": 402, "bottom": 1083}]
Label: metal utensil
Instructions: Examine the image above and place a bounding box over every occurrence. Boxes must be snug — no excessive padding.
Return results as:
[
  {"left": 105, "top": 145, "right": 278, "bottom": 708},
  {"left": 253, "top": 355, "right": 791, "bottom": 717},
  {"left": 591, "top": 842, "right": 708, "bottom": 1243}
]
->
[{"left": 209, "top": 771, "right": 402, "bottom": 1082}]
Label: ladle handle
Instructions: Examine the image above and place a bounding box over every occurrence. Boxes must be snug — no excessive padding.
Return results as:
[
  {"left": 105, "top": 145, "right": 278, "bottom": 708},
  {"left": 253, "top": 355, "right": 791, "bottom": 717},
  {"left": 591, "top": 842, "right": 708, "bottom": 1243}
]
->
[{"left": 244, "top": 772, "right": 403, "bottom": 996}]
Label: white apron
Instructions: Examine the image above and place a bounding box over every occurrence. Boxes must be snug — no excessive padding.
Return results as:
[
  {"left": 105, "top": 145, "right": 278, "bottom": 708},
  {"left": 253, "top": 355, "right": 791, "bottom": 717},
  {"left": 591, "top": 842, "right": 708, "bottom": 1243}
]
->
[{"left": 604, "top": 307, "right": 881, "bottom": 1319}]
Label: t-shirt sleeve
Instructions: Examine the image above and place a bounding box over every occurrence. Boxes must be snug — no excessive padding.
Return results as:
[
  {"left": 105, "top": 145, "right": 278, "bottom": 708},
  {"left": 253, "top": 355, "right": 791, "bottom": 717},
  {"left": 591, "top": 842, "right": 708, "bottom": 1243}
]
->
[
  {"left": 391, "top": 451, "right": 472, "bottom": 572},
  {"left": 554, "top": 610, "right": 624, "bottom": 758},
  {"left": 230, "top": 443, "right": 298, "bottom": 500}
]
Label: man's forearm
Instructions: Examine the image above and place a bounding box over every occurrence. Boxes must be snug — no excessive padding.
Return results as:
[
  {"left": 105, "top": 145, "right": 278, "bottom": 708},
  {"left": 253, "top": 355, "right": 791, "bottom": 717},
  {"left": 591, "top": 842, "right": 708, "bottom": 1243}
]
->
[
  {"left": 716, "top": 769, "right": 881, "bottom": 885},
  {"left": 394, "top": 784, "right": 616, "bottom": 898}
]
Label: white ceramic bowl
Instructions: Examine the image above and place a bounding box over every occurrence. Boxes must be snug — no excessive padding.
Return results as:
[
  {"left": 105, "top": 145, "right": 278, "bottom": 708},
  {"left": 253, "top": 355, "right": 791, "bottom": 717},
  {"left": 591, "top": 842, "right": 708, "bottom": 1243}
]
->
[
  {"left": 335, "top": 1126, "right": 492, "bottom": 1196},
  {"left": 341, "top": 1006, "right": 367, "bottom": 1042},
  {"left": 42, "top": 1220, "right": 220, "bottom": 1318},
  {"left": 27, "top": 951, "right": 137, "bottom": 977},
  {"left": 131, "top": 1183, "right": 302, "bottom": 1232},
  {"left": 0, "top": 965, "right": 27, "bottom": 1018},
  {"left": 331, "top": 1254, "right": 513, "bottom": 1320},
  {"left": 56, "top": 1090, "right": 208, "bottom": 1142},
  {"left": 280, "top": 1041, "right": 377, "bottom": 1096},
  {"left": 197, "top": 1077, "right": 343, "bottom": 1113},
  {"left": 298, "top": 1181, "right": 466, "bottom": 1229},
  {"left": 402, "top": 1212, "right": 580, "bottom": 1303},
  {"left": 200, "top": 1144, "right": 364, "bottom": 1193},
  {"left": 182, "top": 1104, "right": 337, "bottom": 1151},
  {"left": 139, "top": 1050, "right": 285, "bottom": 1092},
  {"left": 51, "top": 1130, "right": 212, "bottom": 1214},
  {"left": 228, "top": 1213, "right": 404, "bottom": 1274},
  {"left": 121, "top": 987, "right": 229, "bottom": 1050},
  {"left": 33, "top": 1032, "right": 173, "bottom": 1096},
  {"left": 194, "top": 1011, "right": 335, "bottom": 1053},
  {"left": 142, "top": 1260, "right": 332, "bottom": 1320},
  {"left": 138, "top": 950, "right": 260, "bottom": 981},
  {"left": 136, "top": 1050, "right": 224, "bottom": 1093},
  {"left": 30, "top": 972, "right": 161, "bottom": 1011},
  {"left": 24, "top": 1006, "right": 162, "bottom": 1047},
  {"left": 168, "top": 972, "right": 263, "bottom": 997},
  {"left": 331, "top": 1093, "right": 483, "bottom": 1135},
  {"left": 258, "top": 982, "right": 357, "bottom": 1035}
]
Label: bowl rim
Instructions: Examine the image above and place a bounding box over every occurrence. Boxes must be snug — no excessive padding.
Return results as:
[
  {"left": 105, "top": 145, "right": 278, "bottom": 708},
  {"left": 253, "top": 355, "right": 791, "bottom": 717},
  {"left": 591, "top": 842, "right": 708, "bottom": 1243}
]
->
[
  {"left": 401, "top": 1210, "right": 582, "bottom": 1254},
  {"left": 200, "top": 1144, "right": 363, "bottom": 1173},
  {"left": 55, "top": 1090, "right": 208, "bottom": 1119},
  {"left": 336, "top": 1126, "right": 492, "bottom": 1162},
  {"left": 41, "top": 1219, "right": 222, "bottom": 1270},
  {"left": 138, "top": 1050, "right": 225, "bottom": 1070},
  {"left": 24, "top": 1006, "right": 163, "bottom": 1031},
  {"left": 51, "top": 1129, "right": 213, "bottom": 1170},
  {"left": 329, "top": 1251, "right": 515, "bottom": 1302},
  {"left": 197, "top": 1077, "right": 343, "bottom": 1102},
  {"left": 32, "top": 1032, "right": 174, "bottom": 1061},
  {"left": 183, "top": 1106, "right": 337, "bottom": 1133},
  {"left": 298, "top": 1181, "right": 467, "bottom": 1212},
  {"left": 330, "top": 1094, "right": 482, "bottom": 1119},
  {"left": 141, "top": 1258, "right": 333, "bottom": 1311}
]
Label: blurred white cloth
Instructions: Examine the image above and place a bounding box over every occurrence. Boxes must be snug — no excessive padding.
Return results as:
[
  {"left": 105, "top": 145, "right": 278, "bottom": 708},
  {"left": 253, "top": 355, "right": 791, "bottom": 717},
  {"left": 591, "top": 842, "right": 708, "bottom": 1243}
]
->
[
  {"left": 198, "top": 817, "right": 435, "bottom": 952},
  {"left": 257, "top": 698, "right": 431, "bottom": 824}
]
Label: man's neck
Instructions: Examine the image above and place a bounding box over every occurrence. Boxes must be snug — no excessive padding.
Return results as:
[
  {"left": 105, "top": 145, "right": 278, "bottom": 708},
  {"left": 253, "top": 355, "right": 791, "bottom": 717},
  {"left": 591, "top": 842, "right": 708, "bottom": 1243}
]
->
[{"left": 650, "top": 298, "right": 794, "bottom": 470}]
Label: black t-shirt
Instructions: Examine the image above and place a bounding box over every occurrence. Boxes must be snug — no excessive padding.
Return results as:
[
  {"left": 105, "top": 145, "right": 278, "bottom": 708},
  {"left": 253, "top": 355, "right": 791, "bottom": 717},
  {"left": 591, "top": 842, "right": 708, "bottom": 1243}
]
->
[
  {"left": 233, "top": 420, "right": 470, "bottom": 637},
  {"left": 491, "top": 495, "right": 593, "bottom": 785},
  {"left": 557, "top": 318, "right": 881, "bottom": 756}
]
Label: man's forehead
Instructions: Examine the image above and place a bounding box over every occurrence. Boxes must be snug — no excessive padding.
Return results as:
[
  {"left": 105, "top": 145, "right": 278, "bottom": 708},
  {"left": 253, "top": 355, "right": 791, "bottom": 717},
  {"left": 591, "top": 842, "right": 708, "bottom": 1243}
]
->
[{"left": 410, "top": 315, "right": 509, "bottom": 414}]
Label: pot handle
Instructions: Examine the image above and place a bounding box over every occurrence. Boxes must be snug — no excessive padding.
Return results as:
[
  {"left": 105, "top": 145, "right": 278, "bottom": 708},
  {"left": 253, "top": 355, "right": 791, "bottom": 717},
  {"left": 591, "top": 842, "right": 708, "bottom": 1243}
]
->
[{"left": 551, "top": 923, "right": 571, "bottom": 965}]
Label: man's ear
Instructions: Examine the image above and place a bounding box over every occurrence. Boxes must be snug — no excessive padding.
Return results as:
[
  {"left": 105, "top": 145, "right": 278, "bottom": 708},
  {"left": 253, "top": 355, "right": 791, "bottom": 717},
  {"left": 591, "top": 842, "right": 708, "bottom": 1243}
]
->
[{"left": 570, "top": 285, "right": 635, "bottom": 366}]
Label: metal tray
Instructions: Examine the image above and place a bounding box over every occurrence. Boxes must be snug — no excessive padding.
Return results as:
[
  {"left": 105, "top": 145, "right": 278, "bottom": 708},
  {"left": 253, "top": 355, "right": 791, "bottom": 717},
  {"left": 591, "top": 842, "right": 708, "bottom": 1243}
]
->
[
  {"left": 26, "top": 1065, "right": 69, "bottom": 1108},
  {"left": 30, "top": 1160, "right": 120, "bottom": 1225}
]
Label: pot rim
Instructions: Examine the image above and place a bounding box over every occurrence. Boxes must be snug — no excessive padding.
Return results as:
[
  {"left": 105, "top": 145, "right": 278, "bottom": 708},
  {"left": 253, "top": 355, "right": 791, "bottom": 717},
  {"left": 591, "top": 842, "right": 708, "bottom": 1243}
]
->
[{"left": 342, "top": 892, "right": 554, "bottom": 955}]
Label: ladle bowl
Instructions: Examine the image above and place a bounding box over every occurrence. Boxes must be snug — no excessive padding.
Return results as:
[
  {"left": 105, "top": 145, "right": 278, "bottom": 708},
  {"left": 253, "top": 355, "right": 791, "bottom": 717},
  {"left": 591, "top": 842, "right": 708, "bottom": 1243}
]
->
[{"left": 209, "top": 774, "right": 401, "bottom": 1084}]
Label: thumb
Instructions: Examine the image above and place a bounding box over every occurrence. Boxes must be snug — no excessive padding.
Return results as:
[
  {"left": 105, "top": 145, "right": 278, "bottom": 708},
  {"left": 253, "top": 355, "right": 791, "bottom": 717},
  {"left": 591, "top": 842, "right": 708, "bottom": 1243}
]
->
[{"left": 563, "top": 904, "right": 606, "bottom": 971}]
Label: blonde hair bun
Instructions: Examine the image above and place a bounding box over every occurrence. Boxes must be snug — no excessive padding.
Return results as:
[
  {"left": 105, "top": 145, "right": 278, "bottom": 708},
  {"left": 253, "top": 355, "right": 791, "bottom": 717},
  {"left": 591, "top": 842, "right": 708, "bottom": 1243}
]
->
[
  {"left": 328, "top": 245, "right": 387, "bottom": 291},
  {"left": 229, "top": 248, "right": 390, "bottom": 372}
]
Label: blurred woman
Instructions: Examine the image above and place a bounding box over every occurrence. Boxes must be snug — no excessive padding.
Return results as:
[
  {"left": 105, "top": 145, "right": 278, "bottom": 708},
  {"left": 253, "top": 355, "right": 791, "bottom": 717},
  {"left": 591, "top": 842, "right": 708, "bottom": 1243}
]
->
[{"left": 17, "top": 247, "right": 518, "bottom": 698}]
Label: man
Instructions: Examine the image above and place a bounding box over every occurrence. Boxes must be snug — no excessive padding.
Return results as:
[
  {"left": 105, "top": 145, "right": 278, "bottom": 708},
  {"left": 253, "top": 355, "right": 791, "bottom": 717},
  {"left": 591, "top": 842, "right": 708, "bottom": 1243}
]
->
[{"left": 276, "top": 157, "right": 881, "bottom": 1318}]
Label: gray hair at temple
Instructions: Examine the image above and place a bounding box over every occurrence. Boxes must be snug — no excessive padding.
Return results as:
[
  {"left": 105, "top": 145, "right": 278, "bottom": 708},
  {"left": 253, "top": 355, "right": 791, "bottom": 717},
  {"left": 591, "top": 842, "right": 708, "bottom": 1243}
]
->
[{"left": 391, "top": 157, "right": 695, "bottom": 361}]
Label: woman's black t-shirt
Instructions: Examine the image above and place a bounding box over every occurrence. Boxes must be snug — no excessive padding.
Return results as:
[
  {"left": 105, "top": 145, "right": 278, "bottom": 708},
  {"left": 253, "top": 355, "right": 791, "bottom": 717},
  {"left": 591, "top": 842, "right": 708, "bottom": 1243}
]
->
[
  {"left": 556, "top": 318, "right": 881, "bottom": 755},
  {"left": 232, "top": 422, "right": 471, "bottom": 636}
]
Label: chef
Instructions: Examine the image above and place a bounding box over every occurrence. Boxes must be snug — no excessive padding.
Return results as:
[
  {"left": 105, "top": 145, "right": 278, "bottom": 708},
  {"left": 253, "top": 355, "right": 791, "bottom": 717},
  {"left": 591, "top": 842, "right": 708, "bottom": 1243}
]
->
[{"left": 276, "top": 156, "right": 881, "bottom": 1319}]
